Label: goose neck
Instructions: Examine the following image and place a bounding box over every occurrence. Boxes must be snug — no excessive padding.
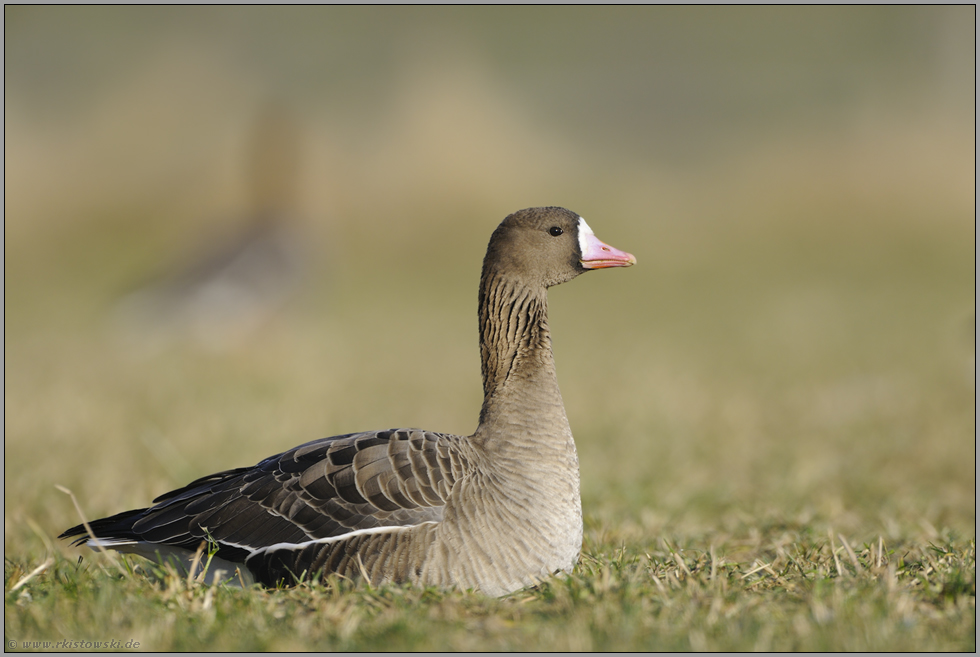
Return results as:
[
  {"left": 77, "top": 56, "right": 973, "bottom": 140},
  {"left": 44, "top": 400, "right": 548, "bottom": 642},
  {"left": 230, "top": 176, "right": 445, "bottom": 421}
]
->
[{"left": 476, "top": 272, "right": 563, "bottom": 431}]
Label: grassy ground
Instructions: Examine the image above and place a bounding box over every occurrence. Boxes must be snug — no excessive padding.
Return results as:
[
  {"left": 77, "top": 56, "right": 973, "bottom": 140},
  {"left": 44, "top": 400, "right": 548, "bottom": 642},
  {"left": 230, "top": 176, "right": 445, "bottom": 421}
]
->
[
  {"left": 5, "top": 525, "right": 975, "bottom": 651},
  {"left": 5, "top": 194, "right": 974, "bottom": 651},
  {"left": 4, "top": 6, "right": 975, "bottom": 652}
]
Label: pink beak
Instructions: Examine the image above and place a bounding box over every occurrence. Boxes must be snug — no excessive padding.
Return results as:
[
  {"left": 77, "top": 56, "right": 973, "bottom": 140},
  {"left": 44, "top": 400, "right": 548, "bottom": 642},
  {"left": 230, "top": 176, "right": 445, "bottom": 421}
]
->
[{"left": 579, "top": 228, "right": 636, "bottom": 269}]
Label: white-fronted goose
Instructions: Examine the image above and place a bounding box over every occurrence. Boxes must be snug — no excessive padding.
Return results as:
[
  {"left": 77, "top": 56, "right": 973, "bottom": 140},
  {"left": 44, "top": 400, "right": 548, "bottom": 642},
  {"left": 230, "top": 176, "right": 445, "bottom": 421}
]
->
[{"left": 62, "top": 207, "right": 635, "bottom": 596}]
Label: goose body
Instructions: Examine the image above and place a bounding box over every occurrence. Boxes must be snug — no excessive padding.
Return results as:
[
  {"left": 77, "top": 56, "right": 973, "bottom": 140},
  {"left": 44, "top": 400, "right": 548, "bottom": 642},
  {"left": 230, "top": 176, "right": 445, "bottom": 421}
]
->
[{"left": 61, "top": 207, "right": 635, "bottom": 596}]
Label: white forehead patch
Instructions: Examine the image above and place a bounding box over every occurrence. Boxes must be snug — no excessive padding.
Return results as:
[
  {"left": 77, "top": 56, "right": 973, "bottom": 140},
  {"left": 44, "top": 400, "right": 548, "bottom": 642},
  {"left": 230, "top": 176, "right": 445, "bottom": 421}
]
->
[{"left": 577, "top": 216, "right": 595, "bottom": 253}]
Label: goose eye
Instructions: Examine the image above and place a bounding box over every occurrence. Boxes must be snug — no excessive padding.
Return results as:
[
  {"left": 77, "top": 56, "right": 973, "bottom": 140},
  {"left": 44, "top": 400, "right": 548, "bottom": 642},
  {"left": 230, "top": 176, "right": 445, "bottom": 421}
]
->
[{"left": 549, "top": 226, "right": 563, "bottom": 237}]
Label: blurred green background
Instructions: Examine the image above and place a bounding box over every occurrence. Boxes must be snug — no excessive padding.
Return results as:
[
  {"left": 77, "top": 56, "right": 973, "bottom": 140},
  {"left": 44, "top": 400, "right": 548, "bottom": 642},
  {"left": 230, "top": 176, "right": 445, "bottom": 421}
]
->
[{"left": 4, "top": 6, "right": 975, "bottom": 555}]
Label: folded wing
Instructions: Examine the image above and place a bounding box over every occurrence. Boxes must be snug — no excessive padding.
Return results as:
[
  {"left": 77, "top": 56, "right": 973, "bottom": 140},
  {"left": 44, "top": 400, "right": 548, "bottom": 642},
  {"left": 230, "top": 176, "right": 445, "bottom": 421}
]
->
[{"left": 60, "top": 429, "right": 467, "bottom": 575}]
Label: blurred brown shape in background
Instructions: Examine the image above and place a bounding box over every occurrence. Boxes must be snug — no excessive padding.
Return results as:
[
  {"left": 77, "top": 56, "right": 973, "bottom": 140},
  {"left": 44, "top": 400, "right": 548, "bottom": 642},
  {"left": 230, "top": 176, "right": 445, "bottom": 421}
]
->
[{"left": 110, "top": 102, "right": 309, "bottom": 352}]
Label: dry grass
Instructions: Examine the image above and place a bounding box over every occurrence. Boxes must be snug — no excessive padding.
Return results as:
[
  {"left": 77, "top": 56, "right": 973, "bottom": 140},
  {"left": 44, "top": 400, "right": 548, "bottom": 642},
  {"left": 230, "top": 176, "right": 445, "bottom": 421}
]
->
[{"left": 4, "top": 524, "right": 974, "bottom": 651}]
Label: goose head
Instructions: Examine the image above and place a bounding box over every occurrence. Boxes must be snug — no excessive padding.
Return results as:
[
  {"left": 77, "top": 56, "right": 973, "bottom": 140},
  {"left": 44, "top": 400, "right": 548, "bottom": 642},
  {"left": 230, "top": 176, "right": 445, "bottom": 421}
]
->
[{"left": 482, "top": 207, "right": 636, "bottom": 289}]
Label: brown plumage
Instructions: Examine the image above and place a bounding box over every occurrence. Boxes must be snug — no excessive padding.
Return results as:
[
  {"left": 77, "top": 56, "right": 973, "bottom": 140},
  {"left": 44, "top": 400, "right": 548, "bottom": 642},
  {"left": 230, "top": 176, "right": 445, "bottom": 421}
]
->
[{"left": 61, "top": 207, "right": 635, "bottom": 596}]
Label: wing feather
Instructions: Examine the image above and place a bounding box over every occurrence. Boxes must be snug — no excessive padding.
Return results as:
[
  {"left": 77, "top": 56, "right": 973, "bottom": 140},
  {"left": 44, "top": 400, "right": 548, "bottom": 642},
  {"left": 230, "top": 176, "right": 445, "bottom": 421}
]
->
[{"left": 61, "top": 428, "right": 468, "bottom": 583}]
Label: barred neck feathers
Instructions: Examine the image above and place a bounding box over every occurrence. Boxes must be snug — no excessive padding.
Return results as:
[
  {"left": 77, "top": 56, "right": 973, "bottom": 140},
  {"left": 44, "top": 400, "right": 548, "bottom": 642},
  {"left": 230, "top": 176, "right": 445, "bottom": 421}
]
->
[{"left": 477, "top": 270, "right": 553, "bottom": 426}]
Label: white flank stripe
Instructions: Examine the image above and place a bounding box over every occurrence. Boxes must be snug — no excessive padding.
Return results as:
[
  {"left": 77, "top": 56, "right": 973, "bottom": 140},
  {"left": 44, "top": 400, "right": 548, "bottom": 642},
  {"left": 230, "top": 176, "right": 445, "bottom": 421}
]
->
[
  {"left": 89, "top": 535, "right": 259, "bottom": 555},
  {"left": 86, "top": 538, "right": 138, "bottom": 548},
  {"left": 201, "top": 537, "right": 258, "bottom": 554},
  {"left": 246, "top": 522, "right": 438, "bottom": 560}
]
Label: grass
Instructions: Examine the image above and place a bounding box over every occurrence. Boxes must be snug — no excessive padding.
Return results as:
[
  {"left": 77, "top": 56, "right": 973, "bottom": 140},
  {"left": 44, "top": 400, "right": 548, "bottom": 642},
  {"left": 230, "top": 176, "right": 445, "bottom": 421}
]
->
[{"left": 5, "top": 525, "right": 974, "bottom": 651}]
